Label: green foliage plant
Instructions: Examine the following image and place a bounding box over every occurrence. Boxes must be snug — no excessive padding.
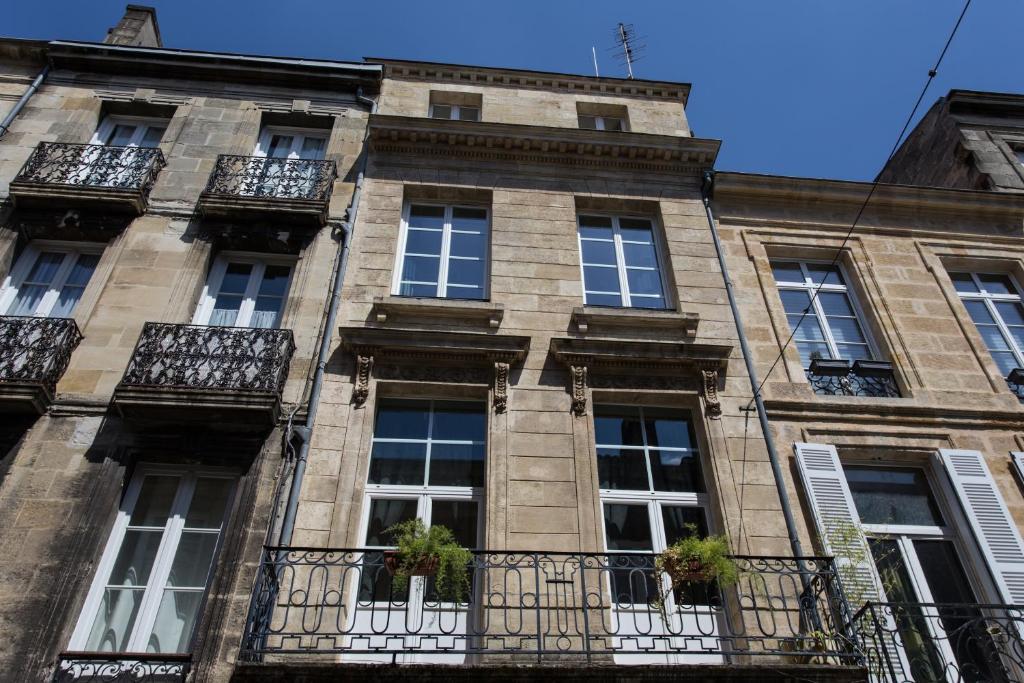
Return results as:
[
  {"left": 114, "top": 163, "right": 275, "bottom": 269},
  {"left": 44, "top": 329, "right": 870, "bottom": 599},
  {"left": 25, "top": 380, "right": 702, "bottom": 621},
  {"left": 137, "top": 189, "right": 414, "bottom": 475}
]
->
[{"left": 384, "top": 518, "right": 473, "bottom": 602}]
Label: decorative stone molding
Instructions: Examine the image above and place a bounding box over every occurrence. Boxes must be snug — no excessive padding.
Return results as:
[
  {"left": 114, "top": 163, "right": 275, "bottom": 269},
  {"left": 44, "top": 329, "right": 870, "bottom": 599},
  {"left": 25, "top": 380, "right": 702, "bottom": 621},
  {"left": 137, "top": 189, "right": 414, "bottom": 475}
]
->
[
  {"left": 570, "top": 364, "right": 589, "bottom": 417},
  {"left": 374, "top": 363, "right": 490, "bottom": 385},
  {"left": 352, "top": 351, "right": 374, "bottom": 406},
  {"left": 370, "top": 296, "right": 504, "bottom": 329},
  {"left": 701, "top": 368, "right": 722, "bottom": 419},
  {"left": 494, "top": 361, "right": 510, "bottom": 414},
  {"left": 571, "top": 306, "right": 699, "bottom": 338}
]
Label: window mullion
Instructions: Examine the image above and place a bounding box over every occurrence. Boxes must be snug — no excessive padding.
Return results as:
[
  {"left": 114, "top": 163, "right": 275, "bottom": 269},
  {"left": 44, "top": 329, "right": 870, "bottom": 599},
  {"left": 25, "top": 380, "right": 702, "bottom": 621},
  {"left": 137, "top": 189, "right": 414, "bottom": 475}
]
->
[
  {"left": 424, "top": 400, "right": 434, "bottom": 487},
  {"left": 612, "top": 218, "right": 631, "bottom": 306},
  {"left": 438, "top": 206, "right": 453, "bottom": 298},
  {"left": 811, "top": 285, "right": 842, "bottom": 360},
  {"left": 987, "top": 297, "right": 1024, "bottom": 368},
  {"left": 638, "top": 407, "right": 655, "bottom": 492},
  {"left": 236, "top": 262, "right": 264, "bottom": 329},
  {"left": 36, "top": 251, "right": 77, "bottom": 317}
]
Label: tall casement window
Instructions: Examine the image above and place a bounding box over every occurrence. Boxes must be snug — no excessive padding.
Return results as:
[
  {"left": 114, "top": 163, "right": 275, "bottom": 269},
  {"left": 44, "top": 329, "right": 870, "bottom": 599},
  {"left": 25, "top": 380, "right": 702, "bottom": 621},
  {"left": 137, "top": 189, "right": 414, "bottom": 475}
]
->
[
  {"left": 770, "top": 260, "right": 876, "bottom": 365},
  {"left": 394, "top": 203, "right": 489, "bottom": 300},
  {"left": 0, "top": 244, "right": 101, "bottom": 317},
  {"left": 250, "top": 126, "right": 329, "bottom": 199},
  {"left": 92, "top": 116, "right": 167, "bottom": 149},
  {"left": 192, "top": 256, "right": 293, "bottom": 329},
  {"left": 69, "top": 467, "right": 235, "bottom": 654},
  {"left": 577, "top": 214, "right": 667, "bottom": 309},
  {"left": 949, "top": 271, "right": 1024, "bottom": 379}
]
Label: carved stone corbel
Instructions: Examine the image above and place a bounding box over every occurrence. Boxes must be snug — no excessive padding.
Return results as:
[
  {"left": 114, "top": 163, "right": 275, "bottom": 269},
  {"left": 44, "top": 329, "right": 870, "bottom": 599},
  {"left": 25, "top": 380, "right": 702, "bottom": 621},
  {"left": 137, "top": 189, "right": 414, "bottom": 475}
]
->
[
  {"left": 493, "top": 361, "right": 510, "bottom": 414},
  {"left": 701, "top": 367, "right": 722, "bottom": 419},
  {"left": 352, "top": 350, "right": 375, "bottom": 406},
  {"left": 570, "top": 364, "right": 589, "bottom": 417}
]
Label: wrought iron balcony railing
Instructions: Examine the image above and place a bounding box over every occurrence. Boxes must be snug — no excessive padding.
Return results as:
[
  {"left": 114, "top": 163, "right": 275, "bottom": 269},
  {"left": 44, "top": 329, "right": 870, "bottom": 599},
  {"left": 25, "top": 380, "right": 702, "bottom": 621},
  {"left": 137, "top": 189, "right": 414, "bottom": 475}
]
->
[
  {"left": 203, "top": 155, "right": 336, "bottom": 202},
  {"left": 0, "top": 316, "right": 82, "bottom": 390},
  {"left": 241, "top": 547, "right": 860, "bottom": 665},
  {"left": 1005, "top": 368, "right": 1024, "bottom": 402},
  {"left": 119, "top": 323, "right": 294, "bottom": 395},
  {"left": 806, "top": 359, "right": 900, "bottom": 398},
  {"left": 14, "top": 142, "right": 165, "bottom": 193},
  {"left": 852, "top": 601, "right": 1023, "bottom": 683},
  {"left": 53, "top": 652, "right": 190, "bottom": 683}
]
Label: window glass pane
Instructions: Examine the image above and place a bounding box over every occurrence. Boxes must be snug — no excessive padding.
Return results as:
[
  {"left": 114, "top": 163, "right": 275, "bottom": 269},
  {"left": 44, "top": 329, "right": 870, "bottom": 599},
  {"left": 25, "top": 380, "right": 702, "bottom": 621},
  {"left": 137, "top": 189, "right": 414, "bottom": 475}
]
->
[
  {"left": 430, "top": 500, "right": 479, "bottom": 548},
  {"left": 368, "top": 442, "right": 427, "bottom": 485},
  {"left": 449, "top": 231, "right": 487, "bottom": 259},
  {"left": 603, "top": 504, "right": 652, "bottom": 551},
  {"left": 845, "top": 466, "right": 945, "bottom": 526},
  {"left": 25, "top": 251, "right": 65, "bottom": 285},
  {"left": 643, "top": 410, "right": 694, "bottom": 449},
  {"left": 992, "top": 351, "right": 1019, "bottom": 376},
  {"left": 166, "top": 532, "right": 218, "bottom": 588},
  {"left": 819, "top": 292, "right": 856, "bottom": 318},
  {"left": 130, "top": 476, "right": 179, "bottom": 526},
  {"left": 451, "top": 207, "right": 487, "bottom": 230},
  {"left": 65, "top": 253, "right": 100, "bottom": 287},
  {"left": 581, "top": 239, "right": 616, "bottom": 265},
  {"left": 585, "top": 292, "right": 622, "bottom": 307},
  {"left": 400, "top": 282, "right": 439, "bottom": 297},
  {"left": 432, "top": 402, "right": 486, "bottom": 441},
  {"left": 806, "top": 263, "right": 845, "bottom": 286},
  {"left": 578, "top": 115, "right": 597, "bottom": 130},
  {"left": 85, "top": 588, "right": 144, "bottom": 651},
  {"left": 299, "top": 136, "right": 326, "bottom": 160},
  {"left": 147, "top": 590, "right": 201, "bottom": 653},
  {"left": 267, "top": 134, "right": 294, "bottom": 157},
  {"left": 950, "top": 272, "right": 979, "bottom": 293},
  {"left": 650, "top": 450, "right": 705, "bottom": 493},
  {"left": 995, "top": 301, "right": 1024, "bottom": 327},
  {"left": 428, "top": 443, "right": 485, "bottom": 487},
  {"left": 661, "top": 506, "right": 708, "bottom": 545},
  {"left": 978, "top": 273, "right": 1016, "bottom": 295},
  {"left": 771, "top": 261, "right": 804, "bottom": 283},
  {"left": 597, "top": 448, "right": 650, "bottom": 490},
  {"left": 401, "top": 254, "right": 440, "bottom": 284},
  {"left": 447, "top": 258, "right": 485, "bottom": 288},
  {"left": 789, "top": 314, "right": 826, "bottom": 342},
  {"left": 365, "top": 499, "right": 418, "bottom": 546},
  {"left": 446, "top": 285, "right": 485, "bottom": 300},
  {"left": 108, "top": 124, "right": 137, "bottom": 146},
  {"left": 602, "top": 117, "right": 624, "bottom": 132},
  {"left": 51, "top": 288, "right": 84, "bottom": 318},
  {"left": 209, "top": 295, "right": 242, "bottom": 327},
  {"left": 8, "top": 285, "right": 47, "bottom": 316},
  {"left": 779, "top": 289, "right": 812, "bottom": 315},
  {"left": 583, "top": 265, "right": 621, "bottom": 294},
  {"left": 626, "top": 268, "right": 663, "bottom": 298},
  {"left": 408, "top": 205, "right": 446, "bottom": 229},
  {"left": 964, "top": 300, "right": 995, "bottom": 325},
  {"left": 185, "top": 478, "right": 232, "bottom": 528},
  {"left": 258, "top": 266, "right": 291, "bottom": 297},
  {"left": 828, "top": 318, "right": 868, "bottom": 345},
  {"left": 977, "top": 325, "right": 1011, "bottom": 351},
  {"left": 578, "top": 215, "right": 613, "bottom": 230},
  {"left": 457, "top": 107, "right": 480, "bottom": 122},
  {"left": 250, "top": 297, "right": 281, "bottom": 329},
  {"left": 430, "top": 104, "right": 452, "bottom": 120},
  {"left": 630, "top": 296, "right": 666, "bottom": 309},
  {"left": 618, "top": 218, "right": 653, "bottom": 237},
  {"left": 109, "top": 530, "right": 163, "bottom": 585},
  {"left": 836, "top": 343, "right": 872, "bottom": 361},
  {"left": 914, "top": 540, "right": 978, "bottom": 604},
  {"left": 219, "top": 263, "right": 252, "bottom": 294},
  {"left": 405, "top": 228, "right": 444, "bottom": 256},
  {"left": 622, "top": 242, "right": 658, "bottom": 269},
  {"left": 140, "top": 126, "right": 165, "bottom": 148},
  {"left": 797, "top": 341, "right": 833, "bottom": 364},
  {"left": 593, "top": 406, "right": 643, "bottom": 446}
]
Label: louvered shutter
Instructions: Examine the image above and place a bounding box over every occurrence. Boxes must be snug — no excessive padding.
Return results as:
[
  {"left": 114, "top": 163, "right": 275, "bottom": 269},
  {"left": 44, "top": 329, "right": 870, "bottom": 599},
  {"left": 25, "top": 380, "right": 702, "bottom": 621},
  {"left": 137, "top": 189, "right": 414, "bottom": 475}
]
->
[
  {"left": 937, "top": 449, "right": 1024, "bottom": 604},
  {"left": 794, "top": 443, "right": 886, "bottom": 608},
  {"left": 1011, "top": 452, "right": 1024, "bottom": 490}
]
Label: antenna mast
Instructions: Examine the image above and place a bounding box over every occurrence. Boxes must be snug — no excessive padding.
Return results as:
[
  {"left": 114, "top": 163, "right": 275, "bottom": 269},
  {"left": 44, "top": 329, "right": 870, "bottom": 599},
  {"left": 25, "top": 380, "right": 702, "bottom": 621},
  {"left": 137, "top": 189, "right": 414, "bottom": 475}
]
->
[{"left": 612, "top": 22, "right": 644, "bottom": 79}]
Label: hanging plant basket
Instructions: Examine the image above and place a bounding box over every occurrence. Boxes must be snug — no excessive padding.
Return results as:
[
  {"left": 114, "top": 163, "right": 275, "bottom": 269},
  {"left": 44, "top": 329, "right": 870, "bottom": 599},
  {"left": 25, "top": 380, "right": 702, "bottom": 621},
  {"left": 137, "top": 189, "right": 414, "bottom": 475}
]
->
[
  {"left": 384, "top": 550, "right": 439, "bottom": 577},
  {"left": 661, "top": 555, "right": 713, "bottom": 585}
]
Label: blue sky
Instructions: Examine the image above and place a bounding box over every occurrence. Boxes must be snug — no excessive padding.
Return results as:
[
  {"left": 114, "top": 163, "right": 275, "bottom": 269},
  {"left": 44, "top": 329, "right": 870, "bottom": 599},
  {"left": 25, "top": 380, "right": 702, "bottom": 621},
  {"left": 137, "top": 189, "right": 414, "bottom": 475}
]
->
[{"left": 6, "top": 1, "right": 1023, "bottom": 181}]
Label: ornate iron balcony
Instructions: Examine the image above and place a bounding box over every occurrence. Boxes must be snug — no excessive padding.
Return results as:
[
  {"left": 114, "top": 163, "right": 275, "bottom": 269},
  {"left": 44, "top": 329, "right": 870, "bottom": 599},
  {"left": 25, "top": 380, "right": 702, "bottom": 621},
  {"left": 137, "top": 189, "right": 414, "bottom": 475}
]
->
[
  {"left": 114, "top": 323, "right": 295, "bottom": 426},
  {"left": 806, "top": 359, "right": 900, "bottom": 398},
  {"left": 53, "top": 652, "right": 189, "bottom": 682},
  {"left": 0, "top": 316, "right": 82, "bottom": 413},
  {"left": 10, "top": 143, "right": 165, "bottom": 215},
  {"left": 852, "top": 601, "right": 1023, "bottom": 683},
  {"left": 241, "top": 547, "right": 860, "bottom": 665},
  {"left": 1005, "top": 368, "right": 1024, "bottom": 402}
]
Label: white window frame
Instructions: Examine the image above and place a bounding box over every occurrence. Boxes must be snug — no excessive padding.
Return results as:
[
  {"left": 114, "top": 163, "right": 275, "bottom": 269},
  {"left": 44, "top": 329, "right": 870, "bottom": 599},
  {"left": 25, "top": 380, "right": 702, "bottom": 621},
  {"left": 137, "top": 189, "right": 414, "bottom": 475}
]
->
[
  {"left": 951, "top": 271, "right": 1024, "bottom": 372},
  {"left": 90, "top": 116, "right": 168, "bottom": 148},
  {"left": 578, "top": 114, "right": 627, "bottom": 132},
  {"left": 428, "top": 103, "right": 480, "bottom": 122},
  {"left": 0, "top": 241, "right": 103, "bottom": 318},
  {"left": 191, "top": 253, "right": 295, "bottom": 329},
  {"left": 68, "top": 464, "right": 236, "bottom": 654},
  {"left": 577, "top": 213, "right": 670, "bottom": 309},
  {"left": 253, "top": 126, "right": 328, "bottom": 160},
  {"left": 392, "top": 202, "right": 491, "bottom": 300},
  {"left": 771, "top": 259, "right": 880, "bottom": 364}
]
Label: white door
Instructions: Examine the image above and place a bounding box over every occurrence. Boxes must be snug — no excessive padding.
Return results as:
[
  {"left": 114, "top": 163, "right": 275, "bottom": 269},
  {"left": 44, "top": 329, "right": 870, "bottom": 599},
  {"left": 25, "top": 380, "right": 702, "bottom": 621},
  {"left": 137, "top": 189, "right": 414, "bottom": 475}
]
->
[
  {"left": 72, "top": 117, "right": 165, "bottom": 186},
  {"left": 0, "top": 245, "right": 101, "bottom": 318},
  {"left": 192, "top": 257, "right": 293, "bottom": 329},
  {"left": 252, "top": 128, "right": 327, "bottom": 198}
]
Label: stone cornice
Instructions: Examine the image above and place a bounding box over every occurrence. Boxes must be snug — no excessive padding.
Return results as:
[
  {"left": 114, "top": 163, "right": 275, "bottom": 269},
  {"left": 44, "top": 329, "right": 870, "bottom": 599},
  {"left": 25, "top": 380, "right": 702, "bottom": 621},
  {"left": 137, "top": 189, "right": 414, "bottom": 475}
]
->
[
  {"left": 764, "top": 397, "right": 1024, "bottom": 430},
  {"left": 711, "top": 172, "right": 1024, "bottom": 219},
  {"left": 340, "top": 326, "right": 529, "bottom": 364},
  {"left": 549, "top": 337, "right": 731, "bottom": 372},
  {"left": 366, "top": 58, "right": 690, "bottom": 104},
  {"left": 369, "top": 115, "right": 719, "bottom": 174}
]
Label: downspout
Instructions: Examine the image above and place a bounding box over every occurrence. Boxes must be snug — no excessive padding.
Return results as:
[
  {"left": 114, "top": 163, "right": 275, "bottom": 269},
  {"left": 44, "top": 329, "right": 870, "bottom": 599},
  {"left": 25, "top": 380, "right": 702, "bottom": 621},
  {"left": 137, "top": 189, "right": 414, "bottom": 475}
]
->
[
  {"left": 700, "top": 171, "right": 805, "bottom": 559},
  {"left": 277, "top": 87, "right": 378, "bottom": 546},
  {"left": 0, "top": 65, "right": 49, "bottom": 140}
]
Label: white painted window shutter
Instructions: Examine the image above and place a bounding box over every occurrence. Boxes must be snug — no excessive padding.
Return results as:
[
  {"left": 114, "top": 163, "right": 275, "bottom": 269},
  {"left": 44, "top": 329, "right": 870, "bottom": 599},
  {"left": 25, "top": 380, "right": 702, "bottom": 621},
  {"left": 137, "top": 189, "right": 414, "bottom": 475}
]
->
[
  {"left": 794, "top": 442, "right": 886, "bottom": 609},
  {"left": 937, "top": 448, "right": 1024, "bottom": 604},
  {"left": 1011, "top": 452, "right": 1024, "bottom": 491}
]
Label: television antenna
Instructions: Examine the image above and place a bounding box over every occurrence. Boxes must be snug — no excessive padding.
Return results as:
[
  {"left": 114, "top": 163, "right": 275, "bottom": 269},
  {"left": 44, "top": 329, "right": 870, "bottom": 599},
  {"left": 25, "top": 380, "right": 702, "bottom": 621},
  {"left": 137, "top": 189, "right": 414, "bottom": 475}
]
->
[{"left": 611, "top": 22, "right": 645, "bottom": 79}]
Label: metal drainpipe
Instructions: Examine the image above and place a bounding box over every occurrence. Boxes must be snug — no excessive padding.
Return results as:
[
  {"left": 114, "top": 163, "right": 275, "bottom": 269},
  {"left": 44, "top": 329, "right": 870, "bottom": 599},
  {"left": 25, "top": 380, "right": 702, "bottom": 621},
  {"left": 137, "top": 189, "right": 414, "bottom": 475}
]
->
[
  {"left": 0, "top": 65, "right": 49, "bottom": 139},
  {"left": 700, "top": 171, "right": 805, "bottom": 559},
  {"left": 277, "top": 88, "right": 378, "bottom": 546}
]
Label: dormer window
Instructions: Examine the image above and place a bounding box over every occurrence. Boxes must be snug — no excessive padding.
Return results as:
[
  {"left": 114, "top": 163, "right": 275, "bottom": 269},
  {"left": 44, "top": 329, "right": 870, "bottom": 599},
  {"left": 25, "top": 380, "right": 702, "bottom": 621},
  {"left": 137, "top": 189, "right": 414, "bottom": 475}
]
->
[
  {"left": 578, "top": 115, "right": 624, "bottom": 131},
  {"left": 576, "top": 102, "right": 629, "bottom": 132},
  {"left": 428, "top": 91, "right": 482, "bottom": 122}
]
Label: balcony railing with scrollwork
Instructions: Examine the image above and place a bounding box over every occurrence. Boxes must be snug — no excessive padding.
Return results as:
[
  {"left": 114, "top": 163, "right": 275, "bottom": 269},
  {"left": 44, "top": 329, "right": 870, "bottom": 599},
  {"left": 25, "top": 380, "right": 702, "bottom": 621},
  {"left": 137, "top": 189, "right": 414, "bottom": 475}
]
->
[
  {"left": 14, "top": 142, "right": 165, "bottom": 193},
  {"left": 240, "top": 547, "right": 860, "bottom": 665},
  {"left": 203, "top": 155, "right": 336, "bottom": 202},
  {"left": 119, "top": 323, "right": 294, "bottom": 395},
  {"left": 806, "top": 359, "right": 900, "bottom": 398},
  {"left": 851, "top": 601, "right": 1023, "bottom": 683},
  {"left": 0, "top": 316, "right": 82, "bottom": 390},
  {"left": 53, "top": 652, "right": 189, "bottom": 683}
]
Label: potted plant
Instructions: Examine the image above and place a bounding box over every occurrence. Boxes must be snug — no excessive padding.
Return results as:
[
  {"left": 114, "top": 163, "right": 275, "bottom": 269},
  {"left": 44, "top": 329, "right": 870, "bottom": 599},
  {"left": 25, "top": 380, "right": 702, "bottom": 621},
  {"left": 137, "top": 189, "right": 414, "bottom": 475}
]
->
[
  {"left": 780, "top": 629, "right": 835, "bottom": 665},
  {"left": 655, "top": 526, "right": 739, "bottom": 589},
  {"left": 383, "top": 518, "right": 474, "bottom": 602}
]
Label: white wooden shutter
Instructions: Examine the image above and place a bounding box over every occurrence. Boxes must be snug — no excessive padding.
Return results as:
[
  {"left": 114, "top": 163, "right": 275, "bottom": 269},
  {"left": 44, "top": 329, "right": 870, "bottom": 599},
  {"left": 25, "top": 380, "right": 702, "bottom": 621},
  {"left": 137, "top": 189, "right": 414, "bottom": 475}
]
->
[
  {"left": 794, "top": 442, "right": 886, "bottom": 608},
  {"left": 937, "top": 449, "right": 1024, "bottom": 604},
  {"left": 1011, "top": 452, "right": 1024, "bottom": 490}
]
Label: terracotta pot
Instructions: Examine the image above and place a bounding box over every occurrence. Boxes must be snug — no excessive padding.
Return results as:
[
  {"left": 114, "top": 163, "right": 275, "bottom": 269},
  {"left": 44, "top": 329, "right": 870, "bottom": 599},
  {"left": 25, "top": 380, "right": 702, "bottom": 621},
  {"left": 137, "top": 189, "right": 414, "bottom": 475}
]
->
[
  {"left": 661, "top": 555, "right": 711, "bottom": 583},
  {"left": 383, "top": 550, "right": 439, "bottom": 577}
]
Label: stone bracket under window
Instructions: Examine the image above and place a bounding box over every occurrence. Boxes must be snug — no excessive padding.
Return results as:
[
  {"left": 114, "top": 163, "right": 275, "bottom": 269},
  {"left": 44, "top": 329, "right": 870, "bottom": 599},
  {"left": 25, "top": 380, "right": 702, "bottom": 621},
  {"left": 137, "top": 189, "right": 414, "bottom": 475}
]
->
[
  {"left": 549, "top": 337, "right": 731, "bottom": 417},
  {"left": 370, "top": 296, "right": 504, "bottom": 329},
  {"left": 340, "top": 327, "right": 529, "bottom": 413},
  {"left": 806, "top": 358, "right": 900, "bottom": 398},
  {"left": 570, "top": 306, "right": 698, "bottom": 338}
]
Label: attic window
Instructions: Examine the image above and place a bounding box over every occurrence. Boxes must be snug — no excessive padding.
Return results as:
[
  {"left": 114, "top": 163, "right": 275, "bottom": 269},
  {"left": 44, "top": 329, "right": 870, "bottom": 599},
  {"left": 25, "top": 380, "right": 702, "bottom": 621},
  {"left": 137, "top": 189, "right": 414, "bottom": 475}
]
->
[
  {"left": 428, "top": 91, "right": 482, "bottom": 122},
  {"left": 576, "top": 102, "right": 629, "bottom": 132}
]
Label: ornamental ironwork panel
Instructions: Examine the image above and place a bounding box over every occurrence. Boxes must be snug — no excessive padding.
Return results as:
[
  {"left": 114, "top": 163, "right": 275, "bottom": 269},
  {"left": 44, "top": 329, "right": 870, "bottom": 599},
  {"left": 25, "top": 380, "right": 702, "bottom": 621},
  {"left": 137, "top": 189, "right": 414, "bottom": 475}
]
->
[
  {"left": 852, "top": 601, "right": 1023, "bottom": 683},
  {"left": 1005, "top": 372, "right": 1024, "bottom": 403},
  {"left": 120, "top": 323, "right": 294, "bottom": 394},
  {"left": 204, "top": 155, "right": 336, "bottom": 201},
  {"left": 53, "top": 653, "right": 189, "bottom": 683},
  {"left": 806, "top": 369, "right": 900, "bottom": 398},
  {"left": 241, "top": 548, "right": 861, "bottom": 664},
  {"left": 0, "top": 316, "right": 82, "bottom": 390},
  {"left": 15, "top": 143, "right": 165, "bottom": 192}
]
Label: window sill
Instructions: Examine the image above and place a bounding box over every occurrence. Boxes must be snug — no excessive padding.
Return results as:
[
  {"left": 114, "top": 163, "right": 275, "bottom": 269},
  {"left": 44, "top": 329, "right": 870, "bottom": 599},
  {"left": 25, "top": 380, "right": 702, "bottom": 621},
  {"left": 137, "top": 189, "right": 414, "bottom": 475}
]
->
[
  {"left": 371, "top": 296, "right": 503, "bottom": 329},
  {"left": 571, "top": 306, "right": 698, "bottom": 338}
]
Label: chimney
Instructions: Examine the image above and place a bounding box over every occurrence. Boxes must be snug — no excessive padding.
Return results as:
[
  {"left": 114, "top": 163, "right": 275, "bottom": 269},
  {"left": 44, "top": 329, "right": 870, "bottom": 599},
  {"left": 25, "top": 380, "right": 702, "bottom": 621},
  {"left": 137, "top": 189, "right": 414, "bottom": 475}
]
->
[{"left": 104, "top": 5, "right": 163, "bottom": 48}]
